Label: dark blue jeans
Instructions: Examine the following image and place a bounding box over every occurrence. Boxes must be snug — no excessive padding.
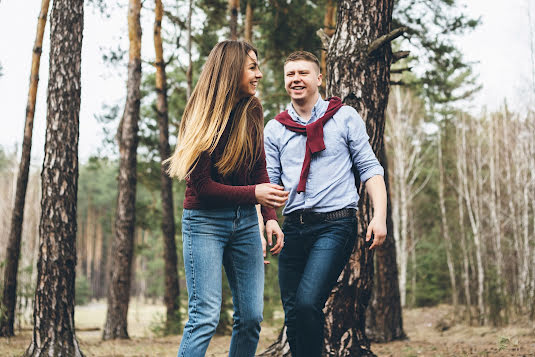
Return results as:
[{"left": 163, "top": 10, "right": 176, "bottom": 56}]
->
[{"left": 279, "top": 216, "right": 357, "bottom": 357}]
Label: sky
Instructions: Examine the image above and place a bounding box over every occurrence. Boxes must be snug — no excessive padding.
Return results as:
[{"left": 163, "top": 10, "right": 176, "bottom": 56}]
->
[{"left": 0, "top": 0, "right": 533, "bottom": 163}]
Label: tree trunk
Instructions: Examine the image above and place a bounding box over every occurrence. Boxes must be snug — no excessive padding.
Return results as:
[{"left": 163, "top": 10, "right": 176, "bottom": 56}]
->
[
  {"left": 366, "top": 151, "right": 405, "bottom": 342},
  {"left": 229, "top": 0, "right": 239, "bottom": 40},
  {"left": 154, "top": 0, "right": 181, "bottom": 333},
  {"left": 458, "top": 115, "right": 485, "bottom": 324},
  {"left": 437, "top": 128, "right": 458, "bottom": 310},
  {"left": 23, "top": 0, "right": 84, "bottom": 355},
  {"left": 323, "top": 0, "right": 403, "bottom": 354},
  {"left": 244, "top": 0, "right": 253, "bottom": 43},
  {"left": 186, "top": 0, "right": 193, "bottom": 99},
  {"left": 320, "top": 0, "right": 336, "bottom": 95},
  {"left": 0, "top": 0, "right": 50, "bottom": 338},
  {"left": 102, "top": 0, "right": 142, "bottom": 340},
  {"left": 85, "top": 204, "right": 95, "bottom": 282}
]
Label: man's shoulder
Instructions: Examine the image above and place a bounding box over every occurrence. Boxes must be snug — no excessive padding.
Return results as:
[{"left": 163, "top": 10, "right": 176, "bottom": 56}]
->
[
  {"left": 264, "top": 117, "right": 285, "bottom": 136},
  {"left": 335, "top": 104, "right": 360, "bottom": 119}
]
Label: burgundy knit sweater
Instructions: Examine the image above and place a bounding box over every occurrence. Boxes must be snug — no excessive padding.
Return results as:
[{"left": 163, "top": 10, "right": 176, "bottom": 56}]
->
[{"left": 183, "top": 126, "right": 278, "bottom": 223}]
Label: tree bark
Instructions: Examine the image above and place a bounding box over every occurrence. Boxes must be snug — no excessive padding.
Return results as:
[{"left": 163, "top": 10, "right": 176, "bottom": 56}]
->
[
  {"left": 229, "top": 0, "right": 239, "bottom": 40},
  {"left": 0, "top": 0, "right": 50, "bottom": 338},
  {"left": 186, "top": 0, "right": 193, "bottom": 99},
  {"left": 437, "top": 128, "right": 458, "bottom": 310},
  {"left": 103, "top": 0, "right": 142, "bottom": 340},
  {"left": 23, "top": 0, "right": 84, "bottom": 355},
  {"left": 366, "top": 149, "right": 405, "bottom": 343},
  {"left": 320, "top": 0, "right": 336, "bottom": 95},
  {"left": 323, "top": 0, "right": 403, "bottom": 353},
  {"left": 245, "top": 0, "right": 253, "bottom": 43},
  {"left": 154, "top": 0, "right": 181, "bottom": 333}
]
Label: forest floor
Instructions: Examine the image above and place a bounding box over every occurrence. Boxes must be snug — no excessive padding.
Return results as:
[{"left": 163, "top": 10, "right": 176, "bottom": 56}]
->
[{"left": 1, "top": 302, "right": 534, "bottom": 356}]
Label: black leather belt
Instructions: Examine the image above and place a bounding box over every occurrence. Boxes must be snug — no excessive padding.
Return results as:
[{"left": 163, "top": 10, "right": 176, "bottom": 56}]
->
[{"left": 285, "top": 208, "right": 356, "bottom": 224}]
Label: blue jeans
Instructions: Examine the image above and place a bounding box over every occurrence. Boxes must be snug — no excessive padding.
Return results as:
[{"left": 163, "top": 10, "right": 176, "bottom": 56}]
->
[
  {"left": 279, "top": 216, "right": 357, "bottom": 357},
  {"left": 178, "top": 206, "right": 264, "bottom": 357}
]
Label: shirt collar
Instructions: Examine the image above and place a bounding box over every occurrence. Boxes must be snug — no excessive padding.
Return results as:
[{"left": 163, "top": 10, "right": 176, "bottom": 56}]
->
[{"left": 286, "top": 96, "right": 328, "bottom": 124}]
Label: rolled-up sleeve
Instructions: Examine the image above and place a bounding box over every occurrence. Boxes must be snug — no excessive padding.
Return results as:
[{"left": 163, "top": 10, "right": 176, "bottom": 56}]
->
[
  {"left": 264, "top": 120, "right": 283, "bottom": 185},
  {"left": 346, "top": 109, "right": 384, "bottom": 183}
]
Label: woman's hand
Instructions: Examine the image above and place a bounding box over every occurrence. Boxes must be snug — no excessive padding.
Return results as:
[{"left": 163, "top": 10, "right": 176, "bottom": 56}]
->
[
  {"left": 265, "top": 220, "right": 284, "bottom": 255},
  {"left": 255, "top": 183, "right": 289, "bottom": 208}
]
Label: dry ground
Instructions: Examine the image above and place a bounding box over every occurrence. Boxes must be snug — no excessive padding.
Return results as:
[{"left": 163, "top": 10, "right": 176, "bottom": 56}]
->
[{"left": 1, "top": 303, "right": 534, "bottom": 356}]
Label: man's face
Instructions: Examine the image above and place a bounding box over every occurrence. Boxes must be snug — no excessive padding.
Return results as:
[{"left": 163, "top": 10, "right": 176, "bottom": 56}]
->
[{"left": 284, "top": 60, "right": 322, "bottom": 103}]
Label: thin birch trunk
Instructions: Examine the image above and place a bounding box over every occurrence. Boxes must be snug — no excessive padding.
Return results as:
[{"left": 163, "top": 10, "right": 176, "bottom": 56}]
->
[
  {"left": 459, "top": 115, "right": 485, "bottom": 323},
  {"left": 456, "top": 122, "right": 472, "bottom": 323},
  {"left": 437, "top": 127, "right": 457, "bottom": 310}
]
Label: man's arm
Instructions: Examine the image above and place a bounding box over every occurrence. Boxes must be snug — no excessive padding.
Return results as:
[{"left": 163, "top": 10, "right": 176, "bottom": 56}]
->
[
  {"left": 264, "top": 121, "right": 283, "bottom": 185},
  {"left": 345, "top": 107, "right": 387, "bottom": 248},
  {"left": 364, "top": 175, "right": 387, "bottom": 249}
]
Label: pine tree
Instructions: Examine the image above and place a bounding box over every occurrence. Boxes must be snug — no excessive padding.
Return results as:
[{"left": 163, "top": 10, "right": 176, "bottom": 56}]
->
[
  {"left": 23, "top": 0, "right": 85, "bottom": 354},
  {"left": 103, "top": 0, "right": 142, "bottom": 340},
  {"left": 1, "top": 0, "right": 50, "bottom": 338}
]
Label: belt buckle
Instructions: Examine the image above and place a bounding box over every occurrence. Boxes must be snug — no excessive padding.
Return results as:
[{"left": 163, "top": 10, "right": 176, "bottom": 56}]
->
[{"left": 299, "top": 213, "right": 304, "bottom": 224}]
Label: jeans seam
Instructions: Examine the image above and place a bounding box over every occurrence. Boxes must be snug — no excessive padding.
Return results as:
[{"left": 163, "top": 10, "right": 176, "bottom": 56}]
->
[
  {"left": 180, "top": 227, "right": 196, "bottom": 357},
  {"left": 228, "top": 246, "right": 243, "bottom": 356}
]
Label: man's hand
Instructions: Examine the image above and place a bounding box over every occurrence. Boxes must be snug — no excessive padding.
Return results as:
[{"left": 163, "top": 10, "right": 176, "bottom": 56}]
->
[
  {"left": 260, "top": 235, "right": 270, "bottom": 265},
  {"left": 265, "top": 219, "right": 284, "bottom": 255},
  {"left": 256, "top": 205, "right": 270, "bottom": 265},
  {"left": 364, "top": 175, "right": 387, "bottom": 250},
  {"left": 366, "top": 215, "right": 387, "bottom": 249}
]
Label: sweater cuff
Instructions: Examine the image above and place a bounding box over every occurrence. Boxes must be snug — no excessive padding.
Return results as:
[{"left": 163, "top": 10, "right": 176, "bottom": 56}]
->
[
  {"left": 246, "top": 185, "right": 257, "bottom": 204},
  {"left": 261, "top": 206, "right": 278, "bottom": 224}
]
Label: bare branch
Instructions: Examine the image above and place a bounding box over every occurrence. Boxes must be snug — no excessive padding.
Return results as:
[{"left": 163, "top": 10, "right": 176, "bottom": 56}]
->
[
  {"left": 391, "top": 67, "right": 412, "bottom": 74},
  {"left": 367, "top": 26, "right": 408, "bottom": 56},
  {"left": 164, "top": 9, "right": 186, "bottom": 29},
  {"left": 316, "top": 28, "right": 331, "bottom": 51},
  {"left": 392, "top": 51, "right": 410, "bottom": 63}
]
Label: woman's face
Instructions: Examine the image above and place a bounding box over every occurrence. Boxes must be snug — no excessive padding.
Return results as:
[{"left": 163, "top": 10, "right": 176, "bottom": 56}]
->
[{"left": 238, "top": 50, "right": 263, "bottom": 99}]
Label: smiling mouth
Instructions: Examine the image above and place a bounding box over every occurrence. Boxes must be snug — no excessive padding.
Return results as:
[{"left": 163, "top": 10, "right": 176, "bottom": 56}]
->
[{"left": 291, "top": 86, "right": 305, "bottom": 90}]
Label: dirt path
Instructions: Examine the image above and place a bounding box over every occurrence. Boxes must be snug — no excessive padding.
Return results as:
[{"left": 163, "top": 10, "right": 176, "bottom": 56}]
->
[
  {"left": 373, "top": 305, "right": 535, "bottom": 356},
  {"left": 1, "top": 304, "right": 534, "bottom": 356}
]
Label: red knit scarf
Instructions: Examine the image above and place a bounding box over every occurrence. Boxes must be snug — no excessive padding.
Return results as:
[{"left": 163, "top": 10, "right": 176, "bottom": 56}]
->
[{"left": 274, "top": 97, "right": 343, "bottom": 193}]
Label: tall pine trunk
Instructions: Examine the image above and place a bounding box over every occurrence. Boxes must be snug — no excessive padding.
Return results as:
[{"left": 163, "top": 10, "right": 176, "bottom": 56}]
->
[
  {"left": 154, "top": 0, "right": 181, "bottom": 333},
  {"left": 229, "top": 0, "right": 239, "bottom": 40},
  {"left": 324, "top": 0, "right": 404, "bottom": 353},
  {"left": 23, "top": 0, "right": 84, "bottom": 354},
  {"left": 244, "top": 0, "right": 253, "bottom": 43},
  {"left": 320, "top": 0, "right": 336, "bottom": 95},
  {"left": 365, "top": 153, "right": 405, "bottom": 342},
  {"left": 103, "top": 0, "right": 142, "bottom": 340},
  {"left": 0, "top": 0, "right": 50, "bottom": 337},
  {"left": 186, "top": 0, "right": 193, "bottom": 99}
]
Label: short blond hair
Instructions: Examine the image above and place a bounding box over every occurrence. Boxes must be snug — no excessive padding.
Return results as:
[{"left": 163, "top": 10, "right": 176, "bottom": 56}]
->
[{"left": 284, "top": 51, "right": 321, "bottom": 73}]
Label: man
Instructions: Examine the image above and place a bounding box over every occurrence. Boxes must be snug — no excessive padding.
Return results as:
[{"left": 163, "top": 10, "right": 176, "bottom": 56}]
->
[{"left": 263, "top": 51, "right": 387, "bottom": 357}]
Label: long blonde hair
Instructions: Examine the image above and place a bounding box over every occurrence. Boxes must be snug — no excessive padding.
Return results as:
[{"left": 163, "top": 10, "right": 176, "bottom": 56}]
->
[{"left": 165, "top": 40, "right": 264, "bottom": 179}]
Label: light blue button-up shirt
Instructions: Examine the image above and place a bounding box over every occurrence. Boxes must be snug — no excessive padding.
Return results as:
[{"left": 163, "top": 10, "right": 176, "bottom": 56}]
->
[{"left": 264, "top": 97, "right": 384, "bottom": 215}]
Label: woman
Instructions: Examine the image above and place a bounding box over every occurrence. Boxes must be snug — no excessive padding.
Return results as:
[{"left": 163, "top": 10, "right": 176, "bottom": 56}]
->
[{"left": 166, "top": 40, "right": 288, "bottom": 357}]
